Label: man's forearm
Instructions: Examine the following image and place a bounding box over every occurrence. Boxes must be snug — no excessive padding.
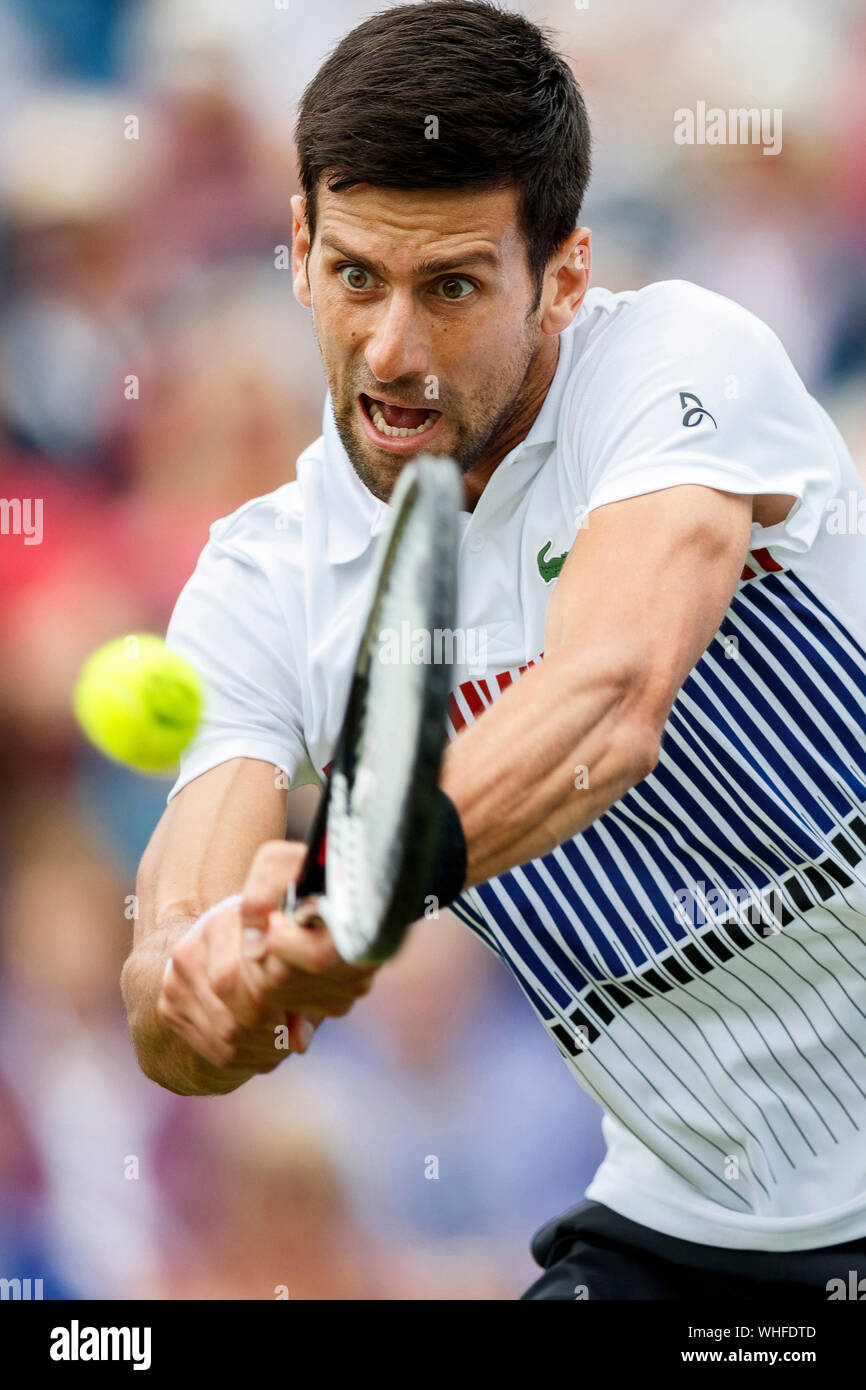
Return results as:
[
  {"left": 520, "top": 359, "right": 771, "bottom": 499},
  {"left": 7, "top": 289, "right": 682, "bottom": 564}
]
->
[
  {"left": 440, "top": 645, "right": 658, "bottom": 888},
  {"left": 121, "top": 916, "right": 253, "bottom": 1097}
]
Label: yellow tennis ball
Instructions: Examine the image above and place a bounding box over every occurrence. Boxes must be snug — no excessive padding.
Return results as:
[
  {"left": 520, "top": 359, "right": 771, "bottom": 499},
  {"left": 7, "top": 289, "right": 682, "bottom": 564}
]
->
[{"left": 73, "top": 634, "right": 203, "bottom": 774}]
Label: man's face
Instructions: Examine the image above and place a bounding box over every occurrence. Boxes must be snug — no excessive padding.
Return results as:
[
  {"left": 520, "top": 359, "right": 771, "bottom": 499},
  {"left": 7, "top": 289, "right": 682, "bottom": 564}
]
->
[{"left": 293, "top": 184, "right": 546, "bottom": 501}]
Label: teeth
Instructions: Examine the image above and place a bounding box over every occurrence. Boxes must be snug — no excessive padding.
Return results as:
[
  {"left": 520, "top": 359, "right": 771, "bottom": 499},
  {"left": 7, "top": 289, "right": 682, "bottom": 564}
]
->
[{"left": 368, "top": 398, "right": 438, "bottom": 438}]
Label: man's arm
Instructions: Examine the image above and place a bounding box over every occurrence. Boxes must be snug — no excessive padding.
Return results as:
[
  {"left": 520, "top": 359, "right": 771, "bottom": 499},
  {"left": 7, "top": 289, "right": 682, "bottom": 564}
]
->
[
  {"left": 122, "top": 757, "right": 374, "bottom": 1096},
  {"left": 440, "top": 485, "right": 753, "bottom": 887}
]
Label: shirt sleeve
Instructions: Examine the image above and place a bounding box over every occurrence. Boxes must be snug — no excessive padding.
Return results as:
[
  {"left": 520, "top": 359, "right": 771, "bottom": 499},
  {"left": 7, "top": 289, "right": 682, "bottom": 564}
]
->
[
  {"left": 164, "top": 524, "right": 309, "bottom": 802},
  {"left": 561, "top": 281, "right": 841, "bottom": 556}
]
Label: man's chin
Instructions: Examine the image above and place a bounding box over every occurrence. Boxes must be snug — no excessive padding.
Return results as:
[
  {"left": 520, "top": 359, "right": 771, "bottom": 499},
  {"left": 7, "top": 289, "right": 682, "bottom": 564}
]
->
[
  {"left": 336, "top": 413, "right": 461, "bottom": 498},
  {"left": 338, "top": 431, "right": 408, "bottom": 501}
]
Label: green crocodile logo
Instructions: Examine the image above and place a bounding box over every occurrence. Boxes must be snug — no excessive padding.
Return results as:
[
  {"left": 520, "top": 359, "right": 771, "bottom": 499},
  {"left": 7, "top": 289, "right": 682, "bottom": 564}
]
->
[{"left": 537, "top": 541, "right": 568, "bottom": 583}]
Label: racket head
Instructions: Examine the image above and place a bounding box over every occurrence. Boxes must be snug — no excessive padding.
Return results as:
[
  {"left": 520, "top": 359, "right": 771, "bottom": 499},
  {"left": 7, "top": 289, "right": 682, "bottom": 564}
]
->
[{"left": 295, "top": 454, "right": 462, "bottom": 964}]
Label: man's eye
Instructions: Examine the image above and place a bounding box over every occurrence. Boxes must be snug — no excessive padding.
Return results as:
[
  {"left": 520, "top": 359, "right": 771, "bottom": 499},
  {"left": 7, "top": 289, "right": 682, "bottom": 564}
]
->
[
  {"left": 340, "top": 266, "right": 375, "bottom": 291},
  {"left": 436, "top": 277, "right": 475, "bottom": 301}
]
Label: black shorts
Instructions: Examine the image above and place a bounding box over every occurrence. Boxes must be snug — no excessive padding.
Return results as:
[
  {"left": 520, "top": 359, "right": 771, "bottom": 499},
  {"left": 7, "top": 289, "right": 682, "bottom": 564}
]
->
[{"left": 521, "top": 1199, "right": 866, "bottom": 1300}]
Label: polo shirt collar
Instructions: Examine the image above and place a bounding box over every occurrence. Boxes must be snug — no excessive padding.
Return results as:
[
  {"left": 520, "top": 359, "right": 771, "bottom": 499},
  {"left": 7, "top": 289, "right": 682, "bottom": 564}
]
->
[
  {"left": 497, "top": 315, "right": 577, "bottom": 468},
  {"left": 316, "top": 399, "right": 390, "bottom": 565}
]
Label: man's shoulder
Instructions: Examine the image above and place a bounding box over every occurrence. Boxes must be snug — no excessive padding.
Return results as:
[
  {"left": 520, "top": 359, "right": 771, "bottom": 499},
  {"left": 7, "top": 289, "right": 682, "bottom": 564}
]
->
[
  {"left": 206, "top": 476, "right": 306, "bottom": 563},
  {"left": 578, "top": 278, "right": 777, "bottom": 348},
  {"left": 560, "top": 279, "right": 792, "bottom": 429}
]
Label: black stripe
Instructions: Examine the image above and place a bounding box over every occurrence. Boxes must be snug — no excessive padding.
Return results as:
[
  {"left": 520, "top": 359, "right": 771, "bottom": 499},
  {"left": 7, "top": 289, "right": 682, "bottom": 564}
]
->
[
  {"left": 603, "top": 983, "right": 634, "bottom": 1009},
  {"left": 830, "top": 830, "right": 863, "bottom": 867},
  {"left": 722, "top": 920, "right": 752, "bottom": 951},
  {"left": 584, "top": 990, "right": 615, "bottom": 1026},
  {"left": 641, "top": 968, "right": 672, "bottom": 993},
  {"left": 665, "top": 958, "right": 694, "bottom": 985},
  {"left": 683, "top": 943, "right": 714, "bottom": 975},
  {"left": 825, "top": 858, "right": 856, "bottom": 886},
  {"left": 703, "top": 931, "right": 734, "bottom": 963},
  {"left": 850, "top": 816, "right": 866, "bottom": 847}
]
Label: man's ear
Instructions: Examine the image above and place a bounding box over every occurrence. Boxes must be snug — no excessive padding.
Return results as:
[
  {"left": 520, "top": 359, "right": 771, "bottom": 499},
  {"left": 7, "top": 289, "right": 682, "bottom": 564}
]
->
[
  {"left": 540, "top": 227, "right": 591, "bottom": 335},
  {"left": 291, "top": 194, "right": 312, "bottom": 308}
]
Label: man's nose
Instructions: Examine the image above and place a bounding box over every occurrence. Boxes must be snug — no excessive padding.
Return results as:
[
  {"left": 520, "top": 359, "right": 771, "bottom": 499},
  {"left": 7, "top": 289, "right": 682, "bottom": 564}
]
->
[{"left": 365, "top": 292, "right": 430, "bottom": 384}]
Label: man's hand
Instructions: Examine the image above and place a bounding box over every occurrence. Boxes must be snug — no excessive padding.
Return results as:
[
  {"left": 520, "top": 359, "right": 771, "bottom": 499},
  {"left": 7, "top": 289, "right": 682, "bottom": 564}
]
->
[{"left": 157, "top": 840, "right": 376, "bottom": 1077}]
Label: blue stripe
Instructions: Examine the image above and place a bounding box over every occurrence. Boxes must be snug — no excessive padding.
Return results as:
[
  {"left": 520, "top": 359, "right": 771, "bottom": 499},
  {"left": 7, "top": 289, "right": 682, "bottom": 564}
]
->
[
  {"left": 475, "top": 878, "right": 577, "bottom": 1010},
  {"left": 583, "top": 805, "right": 691, "bottom": 943},
  {"left": 725, "top": 588, "right": 866, "bottom": 783},
  {"left": 555, "top": 836, "right": 649, "bottom": 970},
  {"left": 516, "top": 858, "right": 619, "bottom": 981},
  {"left": 696, "top": 645, "right": 848, "bottom": 831},
  {"left": 523, "top": 839, "right": 634, "bottom": 976},
  {"left": 678, "top": 660, "right": 828, "bottom": 858},
  {"left": 665, "top": 696, "right": 818, "bottom": 868},
  {"left": 767, "top": 569, "right": 866, "bottom": 700},
  {"left": 578, "top": 815, "right": 669, "bottom": 953}
]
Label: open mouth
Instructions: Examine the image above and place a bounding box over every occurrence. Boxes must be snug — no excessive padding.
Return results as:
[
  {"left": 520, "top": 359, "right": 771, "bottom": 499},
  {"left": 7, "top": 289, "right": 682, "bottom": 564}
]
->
[{"left": 360, "top": 393, "right": 442, "bottom": 440}]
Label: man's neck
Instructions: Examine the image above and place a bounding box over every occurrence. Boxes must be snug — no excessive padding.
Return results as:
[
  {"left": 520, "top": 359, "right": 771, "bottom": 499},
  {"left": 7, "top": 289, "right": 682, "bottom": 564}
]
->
[{"left": 462, "top": 334, "right": 560, "bottom": 512}]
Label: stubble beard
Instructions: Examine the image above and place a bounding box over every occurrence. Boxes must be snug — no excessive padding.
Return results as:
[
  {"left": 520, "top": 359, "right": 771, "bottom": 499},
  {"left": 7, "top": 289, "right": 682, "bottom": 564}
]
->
[{"left": 317, "top": 314, "right": 541, "bottom": 503}]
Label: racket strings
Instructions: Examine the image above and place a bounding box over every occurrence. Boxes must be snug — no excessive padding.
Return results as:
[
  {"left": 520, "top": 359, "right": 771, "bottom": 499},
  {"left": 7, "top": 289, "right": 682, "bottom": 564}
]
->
[{"left": 318, "top": 457, "right": 460, "bottom": 963}]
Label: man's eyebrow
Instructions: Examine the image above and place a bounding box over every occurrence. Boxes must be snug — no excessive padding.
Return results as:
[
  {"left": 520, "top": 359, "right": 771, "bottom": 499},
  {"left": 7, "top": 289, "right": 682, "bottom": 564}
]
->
[
  {"left": 413, "top": 250, "right": 500, "bottom": 276},
  {"left": 320, "top": 238, "right": 500, "bottom": 278}
]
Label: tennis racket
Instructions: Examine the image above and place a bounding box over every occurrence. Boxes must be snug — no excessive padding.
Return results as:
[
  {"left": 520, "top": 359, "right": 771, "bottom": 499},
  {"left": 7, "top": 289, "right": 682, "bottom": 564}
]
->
[{"left": 285, "top": 454, "right": 462, "bottom": 965}]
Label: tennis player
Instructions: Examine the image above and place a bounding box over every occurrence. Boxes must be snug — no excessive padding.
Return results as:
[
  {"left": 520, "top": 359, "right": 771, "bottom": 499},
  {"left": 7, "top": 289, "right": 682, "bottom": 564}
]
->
[{"left": 123, "top": 2, "right": 866, "bottom": 1299}]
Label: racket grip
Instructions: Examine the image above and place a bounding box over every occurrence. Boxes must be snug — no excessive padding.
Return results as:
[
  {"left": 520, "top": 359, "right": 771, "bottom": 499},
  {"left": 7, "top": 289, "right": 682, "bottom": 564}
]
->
[
  {"left": 295, "top": 838, "right": 326, "bottom": 899},
  {"left": 278, "top": 853, "right": 324, "bottom": 916},
  {"left": 282, "top": 781, "right": 328, "bottom": 915},
  {"left": 280, "top": 858, "right": 330, "bottom": 939}
]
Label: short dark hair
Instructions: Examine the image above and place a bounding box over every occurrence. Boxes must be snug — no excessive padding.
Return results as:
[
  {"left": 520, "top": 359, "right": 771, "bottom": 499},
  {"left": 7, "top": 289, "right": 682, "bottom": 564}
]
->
[{"left": 295, "top": 0, "right": 591, "bottom": 306}]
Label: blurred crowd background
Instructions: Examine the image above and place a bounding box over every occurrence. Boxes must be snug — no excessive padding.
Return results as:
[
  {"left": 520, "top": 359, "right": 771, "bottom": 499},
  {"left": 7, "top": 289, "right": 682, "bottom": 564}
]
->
[{"left": 1, "top": 0, "right": 865, "bottom": 1300}]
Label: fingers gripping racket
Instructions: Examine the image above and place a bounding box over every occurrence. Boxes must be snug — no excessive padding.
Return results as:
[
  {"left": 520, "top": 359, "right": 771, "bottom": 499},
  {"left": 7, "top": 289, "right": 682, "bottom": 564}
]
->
[{"left": 285, "top": 455, "right": 462, "bottom": 965}]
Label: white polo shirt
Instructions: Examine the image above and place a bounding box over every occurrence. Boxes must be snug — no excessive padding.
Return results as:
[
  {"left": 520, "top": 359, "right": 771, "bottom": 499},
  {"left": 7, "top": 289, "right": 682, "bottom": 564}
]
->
[{"left": 167, "top": 279, "right": 866, "bottom": 1252}]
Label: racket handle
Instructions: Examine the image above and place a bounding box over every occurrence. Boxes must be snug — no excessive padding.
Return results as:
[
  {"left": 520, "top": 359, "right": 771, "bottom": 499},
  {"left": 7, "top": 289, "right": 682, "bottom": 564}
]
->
[
  {"left": 280, "top": 794, "right": 327, "bottom": 914},
  {"left": 279, "top": 857, "right": 328, "bottom": 935},
  {"left": 278, "top": 853, "right": 324, "bottom": 915},
  {"left": 295, "top": 837, "right": 326, "bottom": 899}
]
